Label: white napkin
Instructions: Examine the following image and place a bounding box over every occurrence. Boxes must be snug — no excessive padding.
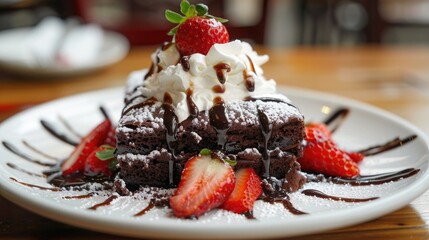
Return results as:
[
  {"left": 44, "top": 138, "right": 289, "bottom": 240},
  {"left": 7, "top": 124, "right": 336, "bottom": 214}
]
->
[{"left": 0, "top": 17, "right": 104, "bottom": 68}]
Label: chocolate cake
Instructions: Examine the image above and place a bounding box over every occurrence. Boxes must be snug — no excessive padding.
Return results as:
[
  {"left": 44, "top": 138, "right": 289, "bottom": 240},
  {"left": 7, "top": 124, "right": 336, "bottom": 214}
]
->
[{"left": 114, "top": 40, "right": 307, "bottom": 194}]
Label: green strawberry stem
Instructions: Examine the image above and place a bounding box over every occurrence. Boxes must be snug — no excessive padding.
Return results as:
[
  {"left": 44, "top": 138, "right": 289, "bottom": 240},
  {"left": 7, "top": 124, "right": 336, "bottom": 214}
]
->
[
  {"left": 96, "top": 145, "right": 115, "bottom": 161},
  {"left": 165, "top": 0, "right": 228, "bottom": 36}
]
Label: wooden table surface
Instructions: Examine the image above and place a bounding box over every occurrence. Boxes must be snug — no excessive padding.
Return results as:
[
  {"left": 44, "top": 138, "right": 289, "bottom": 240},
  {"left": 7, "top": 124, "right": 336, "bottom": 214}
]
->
[{"left": 1, "top": 45, "right": 429, "bottom": 239}]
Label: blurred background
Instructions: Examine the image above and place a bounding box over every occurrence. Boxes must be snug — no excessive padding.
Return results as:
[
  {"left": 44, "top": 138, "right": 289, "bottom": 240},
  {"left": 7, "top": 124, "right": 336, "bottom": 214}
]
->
[{"left": 2, "top": 0, "right": 429, "bottom": 47}]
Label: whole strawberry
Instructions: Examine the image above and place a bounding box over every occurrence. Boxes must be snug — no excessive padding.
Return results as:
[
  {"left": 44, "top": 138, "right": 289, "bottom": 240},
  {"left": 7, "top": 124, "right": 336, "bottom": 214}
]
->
[
  {"left": 298, "top": 123, "right": 363, "bottom": 178},
  {"left": 165, "top": 0, "right": 229, "bottom": 56}
]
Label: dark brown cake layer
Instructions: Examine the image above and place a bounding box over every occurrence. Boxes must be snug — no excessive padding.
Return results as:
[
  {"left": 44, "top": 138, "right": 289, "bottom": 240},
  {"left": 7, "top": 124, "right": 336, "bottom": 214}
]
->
[
  {"left": 115, "top": 97, "right": 306, "bottom": 192},
  {"left": 116, "top": 98, "right": 304, "bottom": 156},
  {"left": 115, "top": 148, "right": 306, "bottom": 193}
]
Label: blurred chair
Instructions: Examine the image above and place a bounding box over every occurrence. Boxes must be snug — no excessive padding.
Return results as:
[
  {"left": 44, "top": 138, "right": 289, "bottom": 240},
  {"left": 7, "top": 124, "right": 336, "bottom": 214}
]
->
[{"left": 73, "top": 0, "right": 269, "bottom": 45}]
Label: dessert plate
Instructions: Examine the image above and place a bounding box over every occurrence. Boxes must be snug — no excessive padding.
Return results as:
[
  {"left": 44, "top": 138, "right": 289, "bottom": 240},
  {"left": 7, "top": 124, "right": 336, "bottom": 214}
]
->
[
  {"left": 0, "top": 28, "right": 129, "bottom": 78},
  {"left": 0, "top": 87, "right": 428, "bottom": 239}
]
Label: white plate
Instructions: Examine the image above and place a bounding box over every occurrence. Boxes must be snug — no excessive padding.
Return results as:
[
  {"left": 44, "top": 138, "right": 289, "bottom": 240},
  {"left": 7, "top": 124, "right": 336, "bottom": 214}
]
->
[
  {"left": 0, "top": 28, "right": 129, "bottom": 77},
  {"left": 0, "top": 87, "right": 429, "bottom": 239}
]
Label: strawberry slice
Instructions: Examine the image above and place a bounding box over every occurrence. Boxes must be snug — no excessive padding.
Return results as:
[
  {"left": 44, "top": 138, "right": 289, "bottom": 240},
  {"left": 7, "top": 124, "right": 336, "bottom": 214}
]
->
[
  {"left": 103, "top": 127, "right": 116, "bottom": 146},
  {"left": 298, "top": 123, "right": 360, "bottom": 178},
  {"left": 170, "top": 149, "right": 236, "bottom": 218},
  {"left": 61, "top": 119, "right": 112, "bottom": 176},
  {"left": 220, "top": 168, "right": 262, "bottom": 214},
  {"left": 84, "top": 145, "right": 114, "bottom": 177}
]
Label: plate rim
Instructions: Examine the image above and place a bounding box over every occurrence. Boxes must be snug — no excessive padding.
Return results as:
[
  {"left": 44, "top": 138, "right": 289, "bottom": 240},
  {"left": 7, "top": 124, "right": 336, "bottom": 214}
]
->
[
  {"left": 0, "top": 28, "right": 129, "bottom": 77},
  {"left": 1, "top": 86, "right": 429, "bottom": 239}
]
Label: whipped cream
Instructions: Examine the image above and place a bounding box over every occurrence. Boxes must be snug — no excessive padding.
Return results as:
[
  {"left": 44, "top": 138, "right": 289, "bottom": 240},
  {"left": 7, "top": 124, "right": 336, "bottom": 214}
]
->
[{"left": 140, "top": 40, "right": 277, "bottom": 122}]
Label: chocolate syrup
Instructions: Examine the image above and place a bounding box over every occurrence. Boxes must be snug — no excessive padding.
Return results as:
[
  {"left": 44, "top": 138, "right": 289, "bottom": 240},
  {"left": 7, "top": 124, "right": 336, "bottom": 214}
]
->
[
  {"left": 22, "top": 140, "right": 60, "bottom": 161},
  {"left": 10, "top": 177, "right": 60, "bottom": 191},
  {"left": 282, "top": 198, "right": 307, "bottom": 215},
  {"left": 185, "top": 88, "right": 199, "bottom": 117},
  {"left": 7, "top": 162, "right": 45, "bottom": 178},
  {"left": 358, "top": 135, "right": 417, "bottom": 156},
  {"left": 162, "top": 93, "right": 179, "bottom": 186},
  {"left": 40, "top": 120, "right": 79, "bottom": 146},
  {"left": 243, "top": 70, "right": 255, "bottom": 92},
  {"left": 58, "top": 115, "right": 83, "bottom": 139},
  {"left": 134, "top": 200, "right": 156, "bottom": 217},
  {"left": 212, "top": 84, "right": 225, "bottom": 93},
  {"left": 301, "top": 189, "right": 378, "bottom": 202},
  {"left": 122, "top": 97, "right": 157, "bottom": 116},
  {"left": 2, "top": 141, "right": 55, "bottom": 167},
  {"left": 328, "top": 168, "right": 420, "bottom": 186},
  {"left": 246, "top": 55, "right": 256, "bottom": 73},
  {"left": 144, "top": 63, "right": 156, "bottom": 80},
  {"left": 257, "top": 108, "right": 273, "bottom": 178},
  {"left": 214, "top": 63, "right": 231, "bottom": 84},
  {"left": 181, "top": 56, "right": 190, "bottom": 72},
  {"left": 323, "top": 108, "right": 350, "bottom": 133},
  {"left": 209, "top": 97, "right": 231, "bottom": 150},
  {"left": 88, "top": 195, "right": 118, "bottom": 210}
]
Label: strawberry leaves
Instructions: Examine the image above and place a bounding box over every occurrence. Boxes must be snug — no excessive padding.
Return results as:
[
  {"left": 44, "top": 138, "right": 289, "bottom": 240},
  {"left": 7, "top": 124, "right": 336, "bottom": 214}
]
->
[{"left": 165, "top": 0, "right": 228, "bottom": 36}]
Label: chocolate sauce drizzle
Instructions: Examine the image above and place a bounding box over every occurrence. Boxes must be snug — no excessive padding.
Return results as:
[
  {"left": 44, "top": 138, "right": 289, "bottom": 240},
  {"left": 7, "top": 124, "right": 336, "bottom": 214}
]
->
[
  {"left": 2, "top": 141, "right": 55, "bottom": 167},
  {"left": 214, "top": 63, "right": 231, "bottom": 84},
  {"left": 301, "top": 189, "right": 378, "bottom": 202},
  {"left": 243, "top": 70, "right": 255, "bottom": 92},
  {"left": 162, "top": 93, "right": 179, "bottom": 185},
  {"left": 185, "top": 88, "right": 199, "bottom": 117},
  {"left": 10, "top": 177, "right": 60, "bottom": 191},
  {"left": 209, "top": 97, "right": 231, "bottom": 150},
  {"left": 7, "top": 163, "right": 45, "bottom": 178},
  {"left": 88, "top": 196, "right": 118, "bottom": 210},
  {"left": 212, "top": 84, "right": 225, "bottom": 93},
  {"left": 40, "top": 120, "right": 79, "bottom": 146},
  {"left": 358, "top": 135, "right": 418, "bottom": 156},
  {"left": 181, "top": 56, "right": 190, "bottom": 72},
  {"left": 22, "top": 140, "right": 60, "bottom": 161},
  {"left": 257, "top": 108, "right": 273, "bottom": 178},
  {"left": 327, "top": 168, "right": 420, "bottom": 186},
  {"left": 323, "top": 108, "right": 350, "bottom": 133}
]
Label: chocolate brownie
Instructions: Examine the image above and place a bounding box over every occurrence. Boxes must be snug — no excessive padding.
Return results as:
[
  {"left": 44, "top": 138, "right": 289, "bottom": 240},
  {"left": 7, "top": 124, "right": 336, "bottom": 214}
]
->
[{"left": 115, "top": 94, "right": 306, "bottom": 193}]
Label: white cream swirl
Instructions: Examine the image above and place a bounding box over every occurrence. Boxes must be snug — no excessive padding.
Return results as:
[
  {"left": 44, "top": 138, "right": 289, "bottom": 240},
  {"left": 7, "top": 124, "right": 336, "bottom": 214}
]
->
[{"left": 140, "top": 40, "right": 277, "bottom": 122}]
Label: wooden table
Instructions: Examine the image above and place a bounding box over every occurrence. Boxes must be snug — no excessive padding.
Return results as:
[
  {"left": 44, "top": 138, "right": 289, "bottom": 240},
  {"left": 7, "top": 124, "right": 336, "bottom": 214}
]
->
[{"left": 1, "top": 45, "right": 429, "bottom": 239}]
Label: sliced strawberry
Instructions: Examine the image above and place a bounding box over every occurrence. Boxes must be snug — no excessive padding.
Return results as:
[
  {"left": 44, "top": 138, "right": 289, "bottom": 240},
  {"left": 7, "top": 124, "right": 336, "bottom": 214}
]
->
[
  {"left": 84, "top": 146, "right": 113, "bottom": 177},
  {"left": 170, "top": 151, "right": 236, "bottom": 218},
  {"left": 61, "top": 119, "right": 112, "bottom": 176},
  {"left": 103, "top": 127, "right": 116, "bottom": 146},
  {"left": 165, "top": 1, "right": 229, "bottom": 56},
  {"left": 298, "top": 124, "right": 360, "bottom": 178},
  {"left": 220, "top": 168, "right": 262, "bottom": 214}
]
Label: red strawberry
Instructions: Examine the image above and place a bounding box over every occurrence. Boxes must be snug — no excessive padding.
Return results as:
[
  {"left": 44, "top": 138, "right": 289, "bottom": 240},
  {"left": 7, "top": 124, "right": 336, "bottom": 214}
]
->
[
  {"left": 170, "top": 150, "right": 236, "bottom": 218},
  {"left": 347, "top": 152, "right": 365, "bottom": 163},
  {"left": 166, "top": 1, "right": 229, "bottom": 56},
  {"left": 61, "top": 119, "right": 112, "bottom": 176},
  {"left": 84, "top": 146, "right": 113, "bottom": 177},
  {"left": 306, "top": 123, "right": 332, "bottom": 139},
  {"left": 103, "top": 127, "right": 116, "bottom": 146},
  {"left": 298, "top": 124, "right": 360, "bottom": 178},
  {"left": 220, "top": 168, "right": 262, "bottom": 214},
  {"left": 175, "top": 17, "right": 229, "bottom": 56}
]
